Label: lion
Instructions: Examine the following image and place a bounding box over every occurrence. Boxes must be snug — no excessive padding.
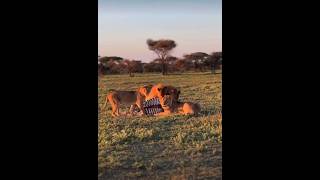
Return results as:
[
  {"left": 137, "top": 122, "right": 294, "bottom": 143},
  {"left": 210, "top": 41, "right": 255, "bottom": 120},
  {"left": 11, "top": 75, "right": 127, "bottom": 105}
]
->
[
  {"left": 145, "top": 84, "right": 201, "bottom": 116},
  {"left": 103, "top": 85, "right": 152, "bottom": 117}
]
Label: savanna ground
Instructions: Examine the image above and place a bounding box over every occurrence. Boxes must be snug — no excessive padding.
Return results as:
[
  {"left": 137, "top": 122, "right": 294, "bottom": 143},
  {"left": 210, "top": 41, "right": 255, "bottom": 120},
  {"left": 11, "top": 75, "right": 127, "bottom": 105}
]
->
[{"left": 98, "top": 71, "right": 222, "bottom": 180}]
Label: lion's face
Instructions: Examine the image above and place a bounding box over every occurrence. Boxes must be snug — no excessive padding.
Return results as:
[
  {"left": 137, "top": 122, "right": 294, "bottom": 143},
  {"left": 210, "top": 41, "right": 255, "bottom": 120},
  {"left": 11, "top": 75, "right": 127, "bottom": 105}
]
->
[
  {"left": 157, "top": 86, "right": 180, "bottom": 109},
  {"left": 138, "top": 85, "right": 153, "bottom": 97}
]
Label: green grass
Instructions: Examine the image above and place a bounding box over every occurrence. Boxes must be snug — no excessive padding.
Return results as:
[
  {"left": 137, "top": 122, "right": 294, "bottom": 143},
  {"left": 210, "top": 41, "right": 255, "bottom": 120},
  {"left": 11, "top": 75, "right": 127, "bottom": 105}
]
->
[{"left": 98, "top": 71, "right": 222, "bottom": 180}]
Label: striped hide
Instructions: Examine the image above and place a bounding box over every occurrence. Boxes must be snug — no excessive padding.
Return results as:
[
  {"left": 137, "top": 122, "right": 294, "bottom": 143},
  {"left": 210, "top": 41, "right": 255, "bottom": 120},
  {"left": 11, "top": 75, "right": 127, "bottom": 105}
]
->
[{"left": 143, "top": 98, "right": 164, "bottom": 115}]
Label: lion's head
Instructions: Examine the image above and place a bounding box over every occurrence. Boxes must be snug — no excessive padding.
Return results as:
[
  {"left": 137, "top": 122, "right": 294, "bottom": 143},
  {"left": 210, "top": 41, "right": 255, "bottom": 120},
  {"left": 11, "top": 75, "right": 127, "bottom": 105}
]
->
[
  {"left": 157, "top": 86, "right": 180, "bottom": 109},
  {"left": 137, "top": 85, "right": 153, "bottom": 97}
]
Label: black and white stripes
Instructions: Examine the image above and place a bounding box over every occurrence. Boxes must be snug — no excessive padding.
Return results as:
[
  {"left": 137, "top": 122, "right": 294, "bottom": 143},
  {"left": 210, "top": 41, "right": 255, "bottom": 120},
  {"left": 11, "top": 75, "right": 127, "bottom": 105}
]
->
[
  {"left": 143, "top": 98, "right": 164, "bottom": 115},
  {"left": 143, "top": 98, "right": 160, "bottom": 107},
  {"left": 144, "top": 107, "right": 163, "bottom": 115}
]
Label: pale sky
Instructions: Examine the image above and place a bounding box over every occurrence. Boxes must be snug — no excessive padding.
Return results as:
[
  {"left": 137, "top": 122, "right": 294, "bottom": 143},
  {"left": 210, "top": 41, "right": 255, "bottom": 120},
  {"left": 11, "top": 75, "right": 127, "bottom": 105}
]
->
[{"left": 98, "top": 0, "right": 222, "bottom": 62}]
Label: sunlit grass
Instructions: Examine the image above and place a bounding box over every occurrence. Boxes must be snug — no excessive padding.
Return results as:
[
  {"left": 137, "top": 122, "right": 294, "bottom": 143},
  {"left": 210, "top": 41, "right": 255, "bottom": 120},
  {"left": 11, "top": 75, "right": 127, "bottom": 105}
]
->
[{"left": 98, "top": 71, "right": 222, "bottom": 179}]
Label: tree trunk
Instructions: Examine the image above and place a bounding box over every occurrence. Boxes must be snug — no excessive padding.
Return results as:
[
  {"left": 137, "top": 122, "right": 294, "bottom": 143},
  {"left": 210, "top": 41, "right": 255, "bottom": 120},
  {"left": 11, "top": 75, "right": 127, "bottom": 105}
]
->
[
  {"left": 199, "top": 64, "right": 203, "bottom": 72},
  {"left": 212, "top": 64, "right": 215, "bottom": 74},
  {"left": 165, "top": 62, "right": 168, "bottom": 75},
  {"left": 162, "top": 59, "right": 165, "bottom": 75},
  {"left": 194, "top": 61, "right": 199, "bottom": 72}
]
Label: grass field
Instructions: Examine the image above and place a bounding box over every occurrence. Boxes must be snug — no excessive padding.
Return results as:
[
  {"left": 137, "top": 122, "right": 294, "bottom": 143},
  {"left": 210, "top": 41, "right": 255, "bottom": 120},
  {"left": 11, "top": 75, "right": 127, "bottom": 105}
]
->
[{"left": 98, "top": 72, "right": 222, "bottom": 180}]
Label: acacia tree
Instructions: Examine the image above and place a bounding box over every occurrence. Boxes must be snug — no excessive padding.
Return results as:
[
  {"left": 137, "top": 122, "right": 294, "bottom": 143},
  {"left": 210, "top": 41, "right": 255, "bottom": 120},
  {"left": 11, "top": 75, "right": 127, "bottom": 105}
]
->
[
  {"left": 166, "top": 56, "right": 178, "bottom": 65},
  {"left": 175, "top": 59, "right": 193, "bottom": 72},
  {"left": 131, "top": 60, "right": 143, "bottom": 73},
  {"left": 166, "top": 56, "right": 178, "bottom": 73},
  {"left": 146, "top": 39, "right": 177, "bottom": 75},
  {"left": 98, "top": 55, "right": 106, "bottom": 90},
  {"left": 122, "top": 59, "right": 133, "bottom": 77},
  {"left": 206, "top": 52, "right": 222, "bottom": 74},
  {"left": 98, "top": 56, "right": 124, "bottom": 74},
  {"left": 122, "top": 60, "right": 143, "bottom": 77},
  {"left": 183, "top": 52, "right": 210, "bottom": 72},
  {"left": 143, "top": 61, "right": 162, "bottom": 73}
]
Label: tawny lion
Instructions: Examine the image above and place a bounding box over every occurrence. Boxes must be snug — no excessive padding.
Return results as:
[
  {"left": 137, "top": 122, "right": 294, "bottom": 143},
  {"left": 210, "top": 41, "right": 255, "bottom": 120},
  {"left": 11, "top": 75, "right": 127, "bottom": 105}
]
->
[{"left": 103, "top": 85, "right": 152, "bottom": 117}]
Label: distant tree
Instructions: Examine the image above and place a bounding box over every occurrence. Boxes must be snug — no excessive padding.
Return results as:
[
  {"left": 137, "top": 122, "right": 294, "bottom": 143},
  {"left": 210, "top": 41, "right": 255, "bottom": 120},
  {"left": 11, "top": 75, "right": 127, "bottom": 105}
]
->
[
  {"left": 99, "top": 56, "right": 123, "bottom": 65},
  {"left": 151, "top": 58, "right": 162, "bottom": 64},
  {"left": 183, "top": 52, "right": 210, "bottom": 72},
  {"left": 175, "top": 59, "right": 193, "bottom": 72},
  {"left": 98, "top": 56, "right": 124, "bottom": 74},
  {"left": 107, "top": 61, "right": 120, "bottom": 74},
  {"left": 122, "top": 60, "right": 143, "bottom": 77},
  {"left": 122, "top": 59, "right": 132, "bottom": 76},
  {"left": 205, "top": 52, "right": 222, "bottom": 74},
  {"left": 98, "top": 55, "right": 109, "bottom": 75},
  {"left": 146, "top": 39, "right": 177, "bottom": 75},
  {"left": 166, "top": 56, "right": 178, "bottom": 63},
  {"left": 143, "top": 62, "right": 162, "bottom": 73},
  {"left": 131, "top": 60, "right": 143, "bottom": 73},
  {"left": 98, "top": 63, "right": 104, "bottom": 76},
  {"left": 98, "top": 55, "right": 106, "bottom": 90},
  {"left": 107, "top": 56, "right": 123, "bottom": 61},
  {"left": 166, "top": 56, "right": 178, "bottom": 73}
]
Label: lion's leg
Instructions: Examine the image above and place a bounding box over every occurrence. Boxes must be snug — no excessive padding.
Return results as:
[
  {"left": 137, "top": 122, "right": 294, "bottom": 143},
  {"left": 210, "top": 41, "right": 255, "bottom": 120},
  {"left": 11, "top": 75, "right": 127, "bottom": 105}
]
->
[
  {"left": 107, "top": 95, "right": 117, "bottom": 117},
  {"left": 135, "top": 102, "right": 145, "bottom": 116},
  {"left": 110, "top": 105, "right": 117, "bottom": 117},
  {"left": 129, "top": 105, "right": 135, "bottom": 113},
  {"left": 111, "top": 104, "right": 119, "bottom": 117},
  {"left": 109, "top": 98, "right": 120, "bottom": 117},
  {"left": 135, "top": 95, "right": 146, "bottom": 115},
  {"left": 115, "top": 105, "right": 120, "bottom": 116},
  {"left": 127, "top": 105, "right": 136, "bottom": 116}
]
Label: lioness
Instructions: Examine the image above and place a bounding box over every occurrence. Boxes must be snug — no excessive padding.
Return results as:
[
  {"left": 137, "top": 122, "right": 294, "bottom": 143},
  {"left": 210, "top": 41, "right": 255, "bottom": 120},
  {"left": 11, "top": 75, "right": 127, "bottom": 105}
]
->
[{"left": 103, "top": 85, "right": 152, "bottom": 117}]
